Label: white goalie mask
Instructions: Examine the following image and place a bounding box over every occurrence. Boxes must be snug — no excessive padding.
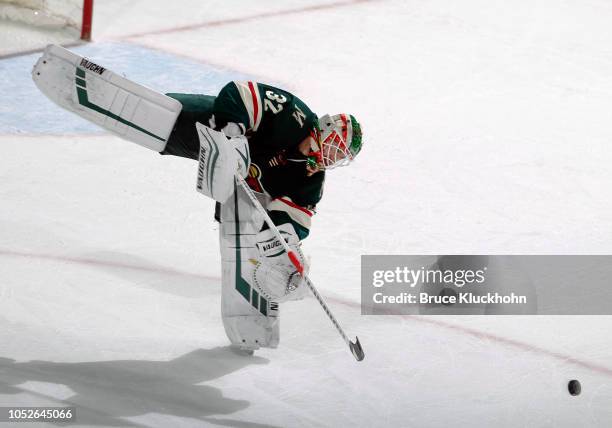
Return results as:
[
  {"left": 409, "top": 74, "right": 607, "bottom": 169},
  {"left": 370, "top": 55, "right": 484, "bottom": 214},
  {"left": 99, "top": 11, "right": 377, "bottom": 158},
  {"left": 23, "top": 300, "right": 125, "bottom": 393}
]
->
[{"left": 317, "top": 113, "right": 363, "bottom": 169}]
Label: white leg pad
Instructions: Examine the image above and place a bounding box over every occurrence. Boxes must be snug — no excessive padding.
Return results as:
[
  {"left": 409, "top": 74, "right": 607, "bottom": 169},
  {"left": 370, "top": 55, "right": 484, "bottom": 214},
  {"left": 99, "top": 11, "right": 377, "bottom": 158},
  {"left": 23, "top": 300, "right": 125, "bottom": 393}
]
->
[
  {"left": 31, "top": 44, "right": 182, "bottom": 152},
  {"left": 219, "top": 184, "right": 279, "bottom": 351}
]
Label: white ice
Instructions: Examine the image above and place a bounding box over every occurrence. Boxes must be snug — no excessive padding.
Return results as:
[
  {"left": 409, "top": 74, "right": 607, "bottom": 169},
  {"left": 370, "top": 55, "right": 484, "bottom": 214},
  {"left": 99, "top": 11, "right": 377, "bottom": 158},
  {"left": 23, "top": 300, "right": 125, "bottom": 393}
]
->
[{"left": 1, "top": 1, "right": 612, "bottom": 427}]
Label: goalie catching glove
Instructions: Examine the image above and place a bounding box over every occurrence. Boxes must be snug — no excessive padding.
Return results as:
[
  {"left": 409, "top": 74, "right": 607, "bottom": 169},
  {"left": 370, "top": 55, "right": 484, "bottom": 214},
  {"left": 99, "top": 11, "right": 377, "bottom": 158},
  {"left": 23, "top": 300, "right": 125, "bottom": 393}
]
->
[{"left": 251, "top": 223, "right": 309, "bottom": 303}]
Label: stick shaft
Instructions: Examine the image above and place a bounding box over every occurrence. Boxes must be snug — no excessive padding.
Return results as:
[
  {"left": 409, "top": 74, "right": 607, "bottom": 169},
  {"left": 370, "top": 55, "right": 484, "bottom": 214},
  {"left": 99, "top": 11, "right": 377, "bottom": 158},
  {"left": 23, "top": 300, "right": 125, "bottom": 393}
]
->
[{"left": 235, "top": 175, "right": 351, "bottom": 345}]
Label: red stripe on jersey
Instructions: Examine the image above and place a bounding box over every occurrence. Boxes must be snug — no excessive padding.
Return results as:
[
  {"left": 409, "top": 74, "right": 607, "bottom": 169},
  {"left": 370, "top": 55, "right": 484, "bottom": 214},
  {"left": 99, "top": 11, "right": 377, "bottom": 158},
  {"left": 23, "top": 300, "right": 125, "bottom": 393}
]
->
[
  {"left": 276, "top": 198, "right": 314, "bottom": 217},
  {"left": 248, "top": 81, "right": 259, "bottom": 129}
]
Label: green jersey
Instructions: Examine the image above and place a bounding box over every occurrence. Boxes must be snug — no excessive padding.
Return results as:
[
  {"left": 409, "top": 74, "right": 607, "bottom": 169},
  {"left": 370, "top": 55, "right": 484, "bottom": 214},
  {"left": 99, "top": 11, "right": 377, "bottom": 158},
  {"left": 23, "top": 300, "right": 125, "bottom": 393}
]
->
[
  {"left": 213, "top": 81, "right": 319, "bottom": 156},
  {"left": 164, "top": 82, "right": 325, "bottom": 239}
]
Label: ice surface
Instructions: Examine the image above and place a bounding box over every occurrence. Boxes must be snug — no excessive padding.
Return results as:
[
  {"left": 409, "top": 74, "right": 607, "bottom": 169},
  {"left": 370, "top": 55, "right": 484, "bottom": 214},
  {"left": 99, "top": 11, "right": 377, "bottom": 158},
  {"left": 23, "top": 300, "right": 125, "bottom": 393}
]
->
[{"left": 1, "top": 1, "right": 612, "bottom": 426}]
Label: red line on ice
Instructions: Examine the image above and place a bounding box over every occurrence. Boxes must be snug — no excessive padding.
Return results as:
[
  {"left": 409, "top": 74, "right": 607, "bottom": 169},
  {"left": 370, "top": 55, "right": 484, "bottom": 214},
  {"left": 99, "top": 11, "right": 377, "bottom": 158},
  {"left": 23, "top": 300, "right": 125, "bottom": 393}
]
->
[
  {"left": 120, "top": 0, "right": 380, "bottom": 39},
  {"left": 3, "top": 248, "right": 611, "bottom": 377},
  {"left": 325, "top": 295, "right": 612, "bottom": 378},
  {"left": 0, "top": 249, "right": 216, "bottom": 282}
]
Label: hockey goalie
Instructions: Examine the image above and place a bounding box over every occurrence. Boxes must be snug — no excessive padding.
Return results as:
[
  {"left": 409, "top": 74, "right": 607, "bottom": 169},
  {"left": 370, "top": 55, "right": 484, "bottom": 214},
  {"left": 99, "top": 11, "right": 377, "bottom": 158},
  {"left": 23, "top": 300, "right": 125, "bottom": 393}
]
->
[{"left": 32, "top": 45, "right": 363, "bottom": 353}]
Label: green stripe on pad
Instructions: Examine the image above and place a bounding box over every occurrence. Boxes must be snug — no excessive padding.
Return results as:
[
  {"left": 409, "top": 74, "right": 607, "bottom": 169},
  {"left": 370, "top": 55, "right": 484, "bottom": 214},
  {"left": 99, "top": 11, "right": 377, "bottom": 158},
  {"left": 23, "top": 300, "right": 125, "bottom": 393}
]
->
[
  {"left": 251, "top": 288, "right": 259, "bottom": 310},
  {"left": 233, "top": 182, "right": 270, "bottom": 316},
  {"left": 74, "top": 67, "right": 165, "bottom": 142}
]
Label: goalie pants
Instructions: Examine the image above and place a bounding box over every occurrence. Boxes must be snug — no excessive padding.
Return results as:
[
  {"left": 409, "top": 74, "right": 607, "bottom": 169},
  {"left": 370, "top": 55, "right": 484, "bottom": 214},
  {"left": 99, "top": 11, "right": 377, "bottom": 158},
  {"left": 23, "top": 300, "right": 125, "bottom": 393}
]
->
[{"left": 161, "top": 93, "right": 216, "bottom": 160}]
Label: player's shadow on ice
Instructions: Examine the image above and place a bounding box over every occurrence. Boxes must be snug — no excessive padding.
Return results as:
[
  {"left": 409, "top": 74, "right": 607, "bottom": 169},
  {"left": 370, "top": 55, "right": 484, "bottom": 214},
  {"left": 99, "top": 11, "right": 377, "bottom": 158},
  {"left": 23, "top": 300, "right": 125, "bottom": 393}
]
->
[{"left": 0, "top": 347, "right": 278, "bottom": 428}]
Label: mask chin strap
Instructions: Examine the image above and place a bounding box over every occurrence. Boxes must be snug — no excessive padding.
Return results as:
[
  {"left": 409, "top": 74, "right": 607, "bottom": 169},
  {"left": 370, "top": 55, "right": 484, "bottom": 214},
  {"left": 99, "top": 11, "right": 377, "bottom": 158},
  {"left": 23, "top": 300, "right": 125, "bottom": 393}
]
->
[{"left": 285, "top": 144, "right": 322, "bottom": 170}]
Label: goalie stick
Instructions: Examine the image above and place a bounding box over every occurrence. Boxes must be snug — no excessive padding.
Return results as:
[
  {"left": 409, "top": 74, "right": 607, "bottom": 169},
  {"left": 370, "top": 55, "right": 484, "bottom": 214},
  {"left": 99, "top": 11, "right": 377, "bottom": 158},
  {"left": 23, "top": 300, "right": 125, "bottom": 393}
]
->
[{"left": 235, "top": 174, "right": 365, "bottom": 362}]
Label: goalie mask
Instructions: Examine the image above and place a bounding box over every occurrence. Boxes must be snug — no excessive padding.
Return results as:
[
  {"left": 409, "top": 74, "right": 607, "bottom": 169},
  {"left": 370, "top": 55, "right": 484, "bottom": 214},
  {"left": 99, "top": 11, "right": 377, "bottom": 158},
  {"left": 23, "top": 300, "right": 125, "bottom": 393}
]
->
[{"left": 316, "top": 113, "right": 363, "bottom": 169}]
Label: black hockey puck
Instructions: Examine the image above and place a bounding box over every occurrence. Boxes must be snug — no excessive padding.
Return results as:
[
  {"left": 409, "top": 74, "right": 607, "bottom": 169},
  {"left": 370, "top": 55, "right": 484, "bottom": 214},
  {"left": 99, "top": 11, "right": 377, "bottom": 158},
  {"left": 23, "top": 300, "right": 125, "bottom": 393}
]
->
[{"left": 568, "top": 379, "right": 581, "bottom": 396}]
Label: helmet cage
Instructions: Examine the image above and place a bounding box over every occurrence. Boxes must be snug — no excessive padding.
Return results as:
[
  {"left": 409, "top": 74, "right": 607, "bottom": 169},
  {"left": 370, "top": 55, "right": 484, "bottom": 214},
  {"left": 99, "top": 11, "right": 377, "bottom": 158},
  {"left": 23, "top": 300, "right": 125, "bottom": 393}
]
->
[{"left": 318, "top": 114, "right": 354, "bottom": 169}]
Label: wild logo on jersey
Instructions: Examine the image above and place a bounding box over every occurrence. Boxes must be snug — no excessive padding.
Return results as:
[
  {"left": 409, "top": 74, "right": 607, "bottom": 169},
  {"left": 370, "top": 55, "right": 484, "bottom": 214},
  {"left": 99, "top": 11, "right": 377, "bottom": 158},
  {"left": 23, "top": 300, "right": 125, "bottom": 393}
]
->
[{"left": 247, "top": 163, "right": 265, "bottom": 193}]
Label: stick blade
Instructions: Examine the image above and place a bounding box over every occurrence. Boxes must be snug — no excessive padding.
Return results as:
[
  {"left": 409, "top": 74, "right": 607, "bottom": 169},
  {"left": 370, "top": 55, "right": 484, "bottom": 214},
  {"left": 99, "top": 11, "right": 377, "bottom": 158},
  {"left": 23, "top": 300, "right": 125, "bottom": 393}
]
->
[{"left": 349, "top": 337, "right": 365, "bottom": 361}]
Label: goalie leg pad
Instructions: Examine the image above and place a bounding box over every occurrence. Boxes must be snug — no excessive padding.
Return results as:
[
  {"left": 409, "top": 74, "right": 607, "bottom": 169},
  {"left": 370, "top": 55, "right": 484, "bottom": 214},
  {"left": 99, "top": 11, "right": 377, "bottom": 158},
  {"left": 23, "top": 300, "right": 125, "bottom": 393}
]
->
[
  {"left": 196, "top": 123, "right": 250, "bottom": 203},
  {"left": 219, "top": 184, "right": 279, "bottom": 351},
  {"left": 32, "top": 44, "right": 182, "bottom": 152}
]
